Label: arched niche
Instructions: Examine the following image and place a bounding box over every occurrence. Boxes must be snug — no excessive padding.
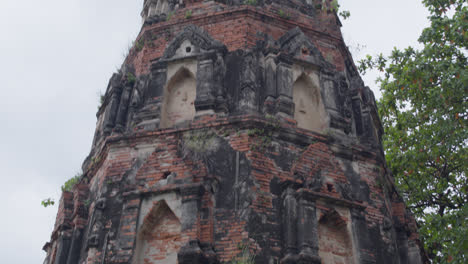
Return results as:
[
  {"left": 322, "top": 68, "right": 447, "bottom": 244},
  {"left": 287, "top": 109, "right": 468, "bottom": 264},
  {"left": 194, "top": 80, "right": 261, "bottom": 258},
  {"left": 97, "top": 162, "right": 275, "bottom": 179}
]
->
[
  {"left": 160, "top": 64, "right": 197, "bottom": 128},
  {"left": 292, "top": 71, "right": 328, "bottom": 133},
  {"left": 318, "top": 209, "right": 355, "bottom": 264},
  {"left": 133, "top": 199, "right": 182, "bottom": 264}
]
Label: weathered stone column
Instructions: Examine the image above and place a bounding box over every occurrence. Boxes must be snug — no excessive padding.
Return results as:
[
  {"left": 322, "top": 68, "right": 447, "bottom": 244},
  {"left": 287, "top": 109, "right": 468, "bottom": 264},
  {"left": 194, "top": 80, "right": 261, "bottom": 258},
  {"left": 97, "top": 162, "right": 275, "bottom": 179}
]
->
[
  {"left": 281, "top": 186, "right": 298, "bottom": 263},
  {"left": 53, "top": 235, "right": 72, "bottom": 264},
  {"left": 195, "top": 53, "right": 217, "bottom": 113},
  {"left": 180, "top": 186, "right": 202, "bottom": 231},
  {"left": 126, "top": 75, "right": 148, "bottom": 130},
  {"left": 213, "top": 52, "right": 227, "bottom": 114},
  {"left": 350, "top": 77, "right": 364, "bottom": 136},
  {"left": 178, "top": 185, "right": 212, "bottom": 264},
  {"left": 320, "top": 69, "right": 338, "bottom": 112},
  {"left": 350, "top": 208, "right": 372, "bottom": 264},
  {"left": 148, "top": 61, "right": 167, "bottom": 99},
  {"left": 296, "top": 192, "right": 321, "bottom": 264},
  {"left": 239, "top": 53, "right": 258, "bottom": 113},
  {"left": 103, "top": 92, "right": 122, "bottom": 135},
  {"left": 263, "top": 52, "right": 277, "bottom": 114},
  {"left": 103, "top": 74, "right": 123, "bottom": 135},
  {"left": 276, "top": 54, "right": 294, "bottom": 117},
  {"left": 65, "top": 228, "right": 84, "bottom": 264},
  {"left": 114, "top": 83, "right": 133, "bottom": 132}
]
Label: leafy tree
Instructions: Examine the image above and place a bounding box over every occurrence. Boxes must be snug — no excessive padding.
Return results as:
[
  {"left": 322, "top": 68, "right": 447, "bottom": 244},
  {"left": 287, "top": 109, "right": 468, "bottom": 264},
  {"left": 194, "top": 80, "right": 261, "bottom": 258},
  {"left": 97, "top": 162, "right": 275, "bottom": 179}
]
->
[{"left": 359, "top": 0, "right": 467, "bottom": 263}]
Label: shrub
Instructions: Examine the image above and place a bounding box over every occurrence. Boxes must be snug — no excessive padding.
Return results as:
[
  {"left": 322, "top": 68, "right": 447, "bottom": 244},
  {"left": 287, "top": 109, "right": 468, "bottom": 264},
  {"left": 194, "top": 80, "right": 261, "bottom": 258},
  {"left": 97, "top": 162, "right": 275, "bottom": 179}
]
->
[{"left": 61, "top": 172, "right": 82, "bottom": 192}]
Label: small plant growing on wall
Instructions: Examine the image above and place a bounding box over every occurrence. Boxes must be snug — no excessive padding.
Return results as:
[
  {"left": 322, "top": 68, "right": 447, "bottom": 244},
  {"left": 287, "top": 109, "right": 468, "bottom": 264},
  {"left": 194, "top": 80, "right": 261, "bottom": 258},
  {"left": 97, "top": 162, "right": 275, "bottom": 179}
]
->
[
  {"left": 243, "top": 0, "right": 257, "bottom": 6},
  {"left": 99, "top": 93, "right": 105, "bottom": 105},
  {"left": 325, "top": 53, "right": 334, "bottom": 64},
  {"left": 247, "top": 116, "right": 280, "bottom": 151},
  {"left": 278, "top": 10, "right": 290, "bottom": 19},
  {"left": 62, "top": 172, "right": 82, "bottom": 192},
  {"left": 41, "top": 171, "right": 82, "bottom": 208},
  {"left": 90, "top": 156, "right": 101, "bottom": 166},
  {"left": 97, "top": 91, "right": 105, "bottom": 110},
  {"left": 185, "top": 10, "right": 192, "bottom": 19},
  {"left": 166, "top": 11, "right": 174, "bottom": 21},
  {"left": 183, "top": 129, "right": 216, "bottom": 153},
  {"left": 126, "top": 72, "right": 136, "bottom": 86},
  {"left": 135, "top": 37, "right": 145, "bottom": 52},
  {"left": 231, "top": 243, "right": 256, "bottom": 264}
]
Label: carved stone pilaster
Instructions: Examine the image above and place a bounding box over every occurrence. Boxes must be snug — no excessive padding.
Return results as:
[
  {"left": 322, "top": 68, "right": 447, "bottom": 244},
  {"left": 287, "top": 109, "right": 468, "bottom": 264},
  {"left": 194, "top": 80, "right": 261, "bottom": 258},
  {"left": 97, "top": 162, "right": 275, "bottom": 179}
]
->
[
  {"left": 127, "top": 75, "right": 148, "bottom": 130},
  {"left": 103, "top": 74, "right": 123, "bottom": 135},
  {"left": 239, "top": 53, "right": 258, "bottom": 113},
  {"left": 262, "top": 53, "right": 278, "bottom": 115},
  {"left": 180, "top": 185, "right": 204, "bottom": 231},
  {"left": 339, "top": 76, "right": 353, "bottom": 121},
  {"left": 85, "top": 198, "right": 106, "bottom": 251},
  {"left": 148, "top": 61, "right": 167, "bottom": 99},
  {"left": 361, "top": 108, "right": 378, "bottom": 145},
  {"left": 320, "top": 70, "right": 352, "bottom": 134},
  {"left": 178, "top": 184, "right": 218, "bottom": 263},
  {"left": 320, "top": 69, "right": 338, "bottom": 112},
  {"left": 129, "top": 76, "right": 146, "bottom": 109},
  {"left": 130, "top": 62, "right": 166, "bottom": 130},
  {"left": 195, "top": 54, "right": 217, "bottom": 113},
  {"left": 281, "top": 186, "right": 299, "bottom": 263},
  {"left": 264, "top": 53, "right": 277, "bottom": 99},
  {"left": 214, "top": 52, "right": 227, "bottom": 113},
  {"left": 65, "top": 228, "right": 84, "bottom": 264},
  {"left": 349, "top": 76, "right": 365, "bottom": 137},
  {"left": 276, "top": 55, "right": 294, "bottom": 117},
  {"left": 361, "top": 85, "right": 381, "bottom": 144},
  {"left": 351, "top": 95, "right": 363, "bottom": 136},
  {"left": 296, "top": 192, "right": 321, "bottom": 264},
  {"left": 280, "top": 183, "right": 321, "bottom": 264},
  {"left": 53, "top": 234, "right": 72, "bottom": 264},
  {"left": 114, "top": 84, "right": 133, "bottom": 133}
]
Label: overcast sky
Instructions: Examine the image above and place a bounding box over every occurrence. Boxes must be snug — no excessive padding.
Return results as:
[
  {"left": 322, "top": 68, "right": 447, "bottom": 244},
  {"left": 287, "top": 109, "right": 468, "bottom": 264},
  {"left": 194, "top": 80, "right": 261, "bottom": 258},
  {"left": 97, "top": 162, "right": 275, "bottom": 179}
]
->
[{"left": 0, "top": 1, "right": 429, "bottom": 263}]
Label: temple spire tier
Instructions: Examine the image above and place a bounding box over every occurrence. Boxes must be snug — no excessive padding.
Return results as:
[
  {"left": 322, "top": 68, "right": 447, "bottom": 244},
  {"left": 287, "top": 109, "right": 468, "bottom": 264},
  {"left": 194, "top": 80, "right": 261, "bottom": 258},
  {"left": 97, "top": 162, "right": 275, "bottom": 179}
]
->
[{"left": 43, "top": 1, "right": 427, "bottom": 264}]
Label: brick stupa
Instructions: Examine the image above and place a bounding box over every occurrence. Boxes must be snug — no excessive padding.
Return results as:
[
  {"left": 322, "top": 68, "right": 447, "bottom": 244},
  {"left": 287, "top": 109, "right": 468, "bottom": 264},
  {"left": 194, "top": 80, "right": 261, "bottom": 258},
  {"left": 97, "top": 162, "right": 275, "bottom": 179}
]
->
[{"left": 43, "top": 0, "right": 427, "bottom": 263}]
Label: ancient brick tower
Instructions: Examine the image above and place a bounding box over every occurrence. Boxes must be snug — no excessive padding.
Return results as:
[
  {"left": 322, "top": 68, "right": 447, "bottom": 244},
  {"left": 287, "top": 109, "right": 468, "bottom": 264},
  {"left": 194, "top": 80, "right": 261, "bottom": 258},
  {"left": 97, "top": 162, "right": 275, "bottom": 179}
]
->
[{"left": 43, "top": 1, "right": 427, "bottom": 263}]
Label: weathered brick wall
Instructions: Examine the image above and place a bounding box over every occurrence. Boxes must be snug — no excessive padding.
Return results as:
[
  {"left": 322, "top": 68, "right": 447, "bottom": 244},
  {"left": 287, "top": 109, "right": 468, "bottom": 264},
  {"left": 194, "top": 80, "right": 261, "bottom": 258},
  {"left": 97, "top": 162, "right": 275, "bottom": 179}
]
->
[
  {"left": 45, "top": 115, "right": 425, "bottom": 263},
  {"left": 126, "top": 2, "right": 347, "bottom": 75},
  {"left": 43, "top": 0, "right": 427, "bottom": 263}
]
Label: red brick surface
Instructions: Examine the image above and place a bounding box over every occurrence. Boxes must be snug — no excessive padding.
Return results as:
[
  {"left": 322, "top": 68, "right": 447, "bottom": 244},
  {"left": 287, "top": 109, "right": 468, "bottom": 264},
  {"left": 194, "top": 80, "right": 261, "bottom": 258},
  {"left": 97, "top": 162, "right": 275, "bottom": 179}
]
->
[{"left": 43, "top": 1, "right": 424, "bottom": 262}]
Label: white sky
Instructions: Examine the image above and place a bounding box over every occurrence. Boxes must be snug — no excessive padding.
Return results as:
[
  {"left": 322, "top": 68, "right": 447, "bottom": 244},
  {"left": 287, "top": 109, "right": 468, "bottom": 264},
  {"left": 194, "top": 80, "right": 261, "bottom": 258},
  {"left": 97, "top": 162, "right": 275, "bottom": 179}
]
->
[{"left": 0, "top": 1, "right": 428, "bottom": 263}]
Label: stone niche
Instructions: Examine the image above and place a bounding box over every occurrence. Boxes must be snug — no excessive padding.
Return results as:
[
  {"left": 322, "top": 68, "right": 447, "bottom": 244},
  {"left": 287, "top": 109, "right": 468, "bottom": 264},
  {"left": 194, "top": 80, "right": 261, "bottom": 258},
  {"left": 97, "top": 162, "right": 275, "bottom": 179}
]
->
[
  {"left": 280, "top": 183, "right": 359, "bottom": 264},
  {"left": 145, "top": 25, "right": 226, "bottom": 130},
  {"left": 291, "top": 66, "right": 328, "bottom": 133},
  {"left": 317, "top": 207, "right": 357, "bottom": 264},
  {"left": 160, "top": 61, "right": 197, "bottom": 128},
  {"left": 272, "top": 27, "right": 334, "bottom": 134},
  {"left": 133, "top": 193, "right": 182, "bottom": 264}
]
